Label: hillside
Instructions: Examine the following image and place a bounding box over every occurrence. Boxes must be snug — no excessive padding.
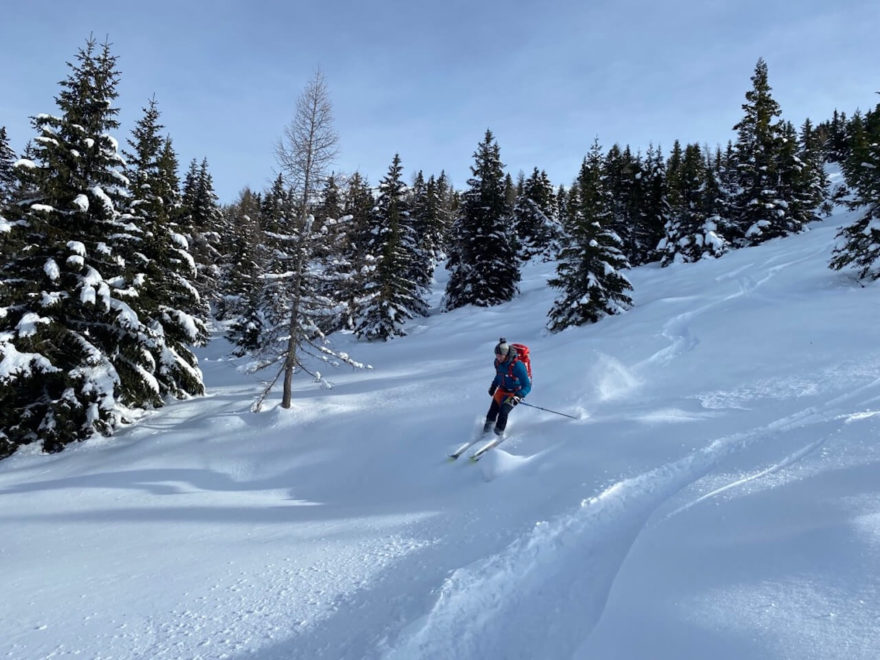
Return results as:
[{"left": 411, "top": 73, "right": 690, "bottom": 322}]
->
[{"left": 2, "top": 209, "right": 879, "bottom": 660}]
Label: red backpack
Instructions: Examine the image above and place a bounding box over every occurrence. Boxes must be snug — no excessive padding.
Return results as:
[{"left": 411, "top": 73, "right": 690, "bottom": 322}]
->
[{"left": 510, "top": 343, "right": 532, "bottom": 381}]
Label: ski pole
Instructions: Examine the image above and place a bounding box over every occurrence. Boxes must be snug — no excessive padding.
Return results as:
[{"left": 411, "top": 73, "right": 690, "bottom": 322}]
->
[{"left": 519, "top": 401, "right": 580, "bottom": 419}]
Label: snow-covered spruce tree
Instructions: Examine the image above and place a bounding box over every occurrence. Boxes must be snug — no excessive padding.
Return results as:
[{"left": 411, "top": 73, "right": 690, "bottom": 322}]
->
[
  {"left": 180, "top": 157, "right": 223, "bottom": 308},
  {"left": 829, "top": 99, "right": 880, "bottom": 281},
  {"left": 504, "top": 172, "right": 517, "bottom": 216},
  {"left": 411, "top": 171, "right": 453, "bottom": 263},
  {"left": 846, "top": 111, "right": 871, "bottom": 165},
  {"left": 798, "top": 118, "right": 831, "bottom": 215},
  {"left": 776, "top": 120, "right": 828, "bottom": 229},
  {"left": 404, "top": 171, "right": 437, "bottom": 301},
  {"left": 0, "top": 135, "right": 34, "bottom": 280},
  {"left": 622, "top": 147, "right": 653, "bottom": 265},
  {"left": 547, "top": 140, "right": 633, "bottom": 332},
  {"left": 658, "top": 143, "right": 728, "bottom": 265},
  {"left": 445, "top": 129, "right": 519, "bottom": 310},
  {"left": 316, "top": 174, "right": 343, "bottom": 230},
  {"left": 353, "top": 154, "right": 427, "bottom": 340},
  {"left": 255, "top": 71, "right": 365, "bottom": 411},
  {"left": 123, "top": 98, "right": 207, "bottom": 398},
  {"left": 409, "top": 172, "right": 432, "bottom": 263},
  {"left": 709, "top": 143, "right": 739, "bottom": 240},
  {"left": 436, "top": 172, "right": 457, "bottom": 254},
  {"left": 513, "top": 167, "right": 560, "bottom": 262},
  {"left": 157, "top": 138, "right": 184, "bottom": 228},
  {"left": 603, "top": 144, "right": 644, "bottom": 264},
  {"left": 824, "top": 110, "right": 867, "bottom": 204},
  {"left": 252, "top": 179, "right": 296, "bottom": 357},
  {"left": 0, "top": 38, "right": 163, "bottom": 457},
  {"left": 839, "top": 107, "right": 880, "bottom": 205},
  {"left": 332, "top": 182, "right": 375, "bottom": 334},
  {"left": 256, "top": 175, "right": 289, "bottom": 237},
  {"left": 0, "top": 126, "right": 18, "bottom": 248},
  {"left": 0, "top": 126, "right": 16, "bottom": 209},
  {"left": 214, "top": 188, "right": 253, "bottom": 322},
  {"left": 664, "top": 141, "right": 686, "bottom": 244},
  {"left": 310, "top": 173, "right": 346, "bottom": 280},
  {"left": 321, "top": 172, "right": 375, "bottom": 332},
  {"left": 310, "top": 174, "right": 352, "bottom": 334},
  {"left": 554, "top": 185, "right": 569, "bottom": 252},
  {"left": 731, "top": 58, "right": 804, "bottom": 245},
  {"left": 636, "top": 144, "right": 671, "bottom": 264},
  {"left": 822, "top": 109, "right": 850, "bottom": 164},
  {"left": 222, "top": 188, "right": 268, "bottom": 354}
]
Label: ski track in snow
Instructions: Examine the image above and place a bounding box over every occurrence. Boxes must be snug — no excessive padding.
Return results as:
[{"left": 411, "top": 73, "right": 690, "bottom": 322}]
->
[
  {"left": 383, "top": 379, "right": 880, "bottom": 659},
  {"left": 662, "top": 437, "right": 828, "bottom": 520},
  {"left": 641, "top": 250, "right": 819, "bottom": 369},
  {"left": 382, "top": 243, "right": 880, "bottom": 659}
]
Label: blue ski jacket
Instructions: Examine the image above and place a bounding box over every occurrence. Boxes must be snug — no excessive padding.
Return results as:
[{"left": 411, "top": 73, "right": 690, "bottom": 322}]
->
[{"left": 492, "top": 357, "right": 531, "bottom": 398}]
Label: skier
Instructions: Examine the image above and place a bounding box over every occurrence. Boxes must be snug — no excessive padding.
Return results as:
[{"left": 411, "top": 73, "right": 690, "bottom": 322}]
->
[{"left": 484, "top": 338, "right": 531, "bottom": 439}]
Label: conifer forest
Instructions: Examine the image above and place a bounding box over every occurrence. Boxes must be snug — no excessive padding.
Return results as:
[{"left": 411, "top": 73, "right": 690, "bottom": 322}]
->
[{"left": 2, "top": 37, "right": 879, "bottom": 459}]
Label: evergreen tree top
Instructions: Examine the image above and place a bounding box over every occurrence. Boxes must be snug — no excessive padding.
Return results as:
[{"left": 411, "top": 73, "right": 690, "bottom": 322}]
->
[
  {"left": 468, "top": 130, "right": 505, "bottom": 184},
  {"left": 734, "top": 57, "right": 782, "bottom": 139},
  {"left": 52, "top": 36, "right": 121, "bottom": 135},
  {"left": 0, "top": 126, "right": 16, "bottom": 200}
]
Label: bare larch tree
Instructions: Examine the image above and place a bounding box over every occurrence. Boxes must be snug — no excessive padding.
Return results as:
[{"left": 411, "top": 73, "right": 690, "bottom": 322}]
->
[{"left": 269, "top": 71, "right": 339, "bottom": 409}]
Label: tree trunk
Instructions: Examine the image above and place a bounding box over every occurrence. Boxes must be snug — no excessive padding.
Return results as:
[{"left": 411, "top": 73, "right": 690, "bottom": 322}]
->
[{"left": 280, "top": 234, "right": 307, "bottom": 409}]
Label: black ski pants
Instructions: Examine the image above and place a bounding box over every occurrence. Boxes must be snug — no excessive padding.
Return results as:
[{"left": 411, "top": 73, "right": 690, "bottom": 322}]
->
[{"left": 485, "top": 392, "right": 516, "bottom": 434}]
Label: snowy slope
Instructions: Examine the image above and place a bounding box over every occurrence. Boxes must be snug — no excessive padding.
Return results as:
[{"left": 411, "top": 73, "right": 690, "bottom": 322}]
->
[{"left": 2, "top": 210, "right": 879, "bottom": 660}]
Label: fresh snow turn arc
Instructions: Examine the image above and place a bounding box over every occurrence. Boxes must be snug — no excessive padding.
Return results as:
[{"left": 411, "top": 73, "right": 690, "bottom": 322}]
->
[{"left": 2, "top": 209, "right": 880, "bottom": 659}]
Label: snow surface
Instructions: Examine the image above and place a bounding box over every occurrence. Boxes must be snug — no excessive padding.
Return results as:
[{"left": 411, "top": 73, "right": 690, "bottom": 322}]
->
[{"left": 1, "top": 211, "right": 879, "bottom": 659}]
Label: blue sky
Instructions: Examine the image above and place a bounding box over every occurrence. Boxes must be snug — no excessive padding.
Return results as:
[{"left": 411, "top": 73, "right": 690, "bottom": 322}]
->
[{"left": 2, "top": 0, "right": 878, "bottom": 202}]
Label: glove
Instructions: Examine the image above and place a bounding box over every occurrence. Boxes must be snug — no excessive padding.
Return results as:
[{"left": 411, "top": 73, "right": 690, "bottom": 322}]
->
[
  {"left": 504, "top": 395, "right": 521, "bottom": 407},
  {"left": 489, "top": 383, "right": 498, "bottom": 396}
]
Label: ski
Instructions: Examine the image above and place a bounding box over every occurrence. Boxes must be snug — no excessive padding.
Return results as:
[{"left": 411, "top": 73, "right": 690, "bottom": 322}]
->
[
  {"left": 469, "top": 435, "right": 505, "bottom": 461},
  {"left": 449, "top": 437, "right": 484, "bottom": 460}
]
